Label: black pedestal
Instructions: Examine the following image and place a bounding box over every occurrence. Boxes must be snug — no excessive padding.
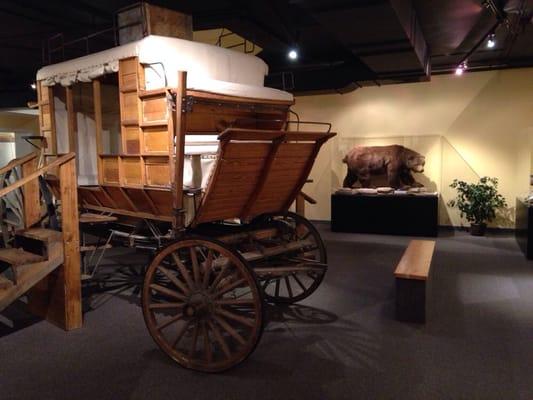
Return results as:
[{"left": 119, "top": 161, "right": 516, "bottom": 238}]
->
[
  {"left": 515, "top": 198, "right": 533, "bottom": 259},
  {"left": 331, "top": 193, "right": 438, "bottom": 237}
]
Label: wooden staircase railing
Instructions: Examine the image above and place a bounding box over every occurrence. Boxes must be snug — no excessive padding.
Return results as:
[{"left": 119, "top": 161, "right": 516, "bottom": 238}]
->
[{"left": 0, "top": 152, "right": 82, "bottom": 330}]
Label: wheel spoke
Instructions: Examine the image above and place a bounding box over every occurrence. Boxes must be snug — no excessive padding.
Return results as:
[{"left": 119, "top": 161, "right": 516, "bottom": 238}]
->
[
  {"left": 261, "top": 278, "right": 271, "bottom": 290},
  {"left": 207, "top": 320, "right": 231, "bottom": 359},
  {"left": 214, "top": 298, "right": 255, "bottom": 306},
  {"left": 172, "top": 320, "right": 192, "bottom": 349},
  {"left": 215, "top": 308, "right": 256, "bottom": 328},
  {"left": 171, "top": 253, "right": 195, "bottom": 290},
  {"left": 202, "top": 321, "right": 212, "bottom": 363},
  {"left": 189, "top": 322, "right": 200, "bottom": 357},
  {"left": 202, "top": 250, "right": 214, "bottom": 289},
  {"left": 291, "top": 273, "right": 307, "bottom": 291},
  {"left": 155, "top": 313, "right": 183, "bottom": 331},
  {"left": 150, "top": 283, "right": 187, "bottom": 301},
  {"left": 284, "top": 276, "right": 293, "bottom": 298},
  {"left": 214, "top": 278, "right": 246, "bottom": 298},
  {"left": 157, "top": 266, "right": 190, "bottom": 295},
  {"left": 209, "top": 263, "right": 231, "bottom": 292},
  {"left": 213, "top": 315, "right": 246, "bottom": 345},
  {"left": 190, "top": 246, "right": 201, "bottom": 284},
  {"left": 148, "top": 302, "right": 184, "bottom": 310}
]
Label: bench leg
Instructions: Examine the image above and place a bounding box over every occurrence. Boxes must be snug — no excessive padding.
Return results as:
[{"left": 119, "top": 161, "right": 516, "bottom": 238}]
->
[{"left": 395, "top": 278, "right": 426, "bottom": 323}]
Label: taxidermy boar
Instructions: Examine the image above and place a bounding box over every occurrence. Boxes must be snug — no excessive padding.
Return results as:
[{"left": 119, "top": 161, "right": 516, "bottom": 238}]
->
[{"left": 342, "top": 145, "right": 425, "bottom": 189}]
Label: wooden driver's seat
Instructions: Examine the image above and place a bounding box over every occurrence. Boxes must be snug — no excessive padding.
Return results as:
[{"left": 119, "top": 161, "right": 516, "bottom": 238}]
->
[{"left": 193, "top": 128, "right": 336, "bottom": 225}]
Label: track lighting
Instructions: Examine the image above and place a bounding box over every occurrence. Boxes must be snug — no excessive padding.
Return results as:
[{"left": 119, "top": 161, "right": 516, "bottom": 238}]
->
[
  {"left": 487, "top": 34, "right": 496, "bottom": 48},
  {"left": 455, "top": 61, "right": 468, "bottom": 76}
]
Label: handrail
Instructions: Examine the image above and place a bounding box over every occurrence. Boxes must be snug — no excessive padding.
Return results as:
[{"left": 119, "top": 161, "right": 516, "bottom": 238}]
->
[
  {"left": 0, "top": 152, "right": 38, "bottom": 176},
  {"left": 0, "top": 153, "right": 75, "bottom": 199}
]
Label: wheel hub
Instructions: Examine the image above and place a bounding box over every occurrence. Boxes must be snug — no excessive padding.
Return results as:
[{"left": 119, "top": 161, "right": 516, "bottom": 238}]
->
[{"left": 184, "top": 292, "right": 212, "bottom": 318}]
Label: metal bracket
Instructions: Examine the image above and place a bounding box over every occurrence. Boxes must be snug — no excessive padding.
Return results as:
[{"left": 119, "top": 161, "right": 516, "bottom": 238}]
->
[{"left": 182, "top": 96, "right": 194, "bottom": 113}]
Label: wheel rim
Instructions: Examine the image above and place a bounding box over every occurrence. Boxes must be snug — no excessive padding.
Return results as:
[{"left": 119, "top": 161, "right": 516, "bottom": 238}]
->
[
  {"left": 255, "top": 212, "right": 327, "bottom": 303},
  {"left": 142, "top": 238, "right": 263, "bottom": 372}
]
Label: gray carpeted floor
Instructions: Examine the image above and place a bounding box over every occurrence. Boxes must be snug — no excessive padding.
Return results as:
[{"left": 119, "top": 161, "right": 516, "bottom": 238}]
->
[{"left": 1, "top": 224, "right": 533, "bottom": 400}]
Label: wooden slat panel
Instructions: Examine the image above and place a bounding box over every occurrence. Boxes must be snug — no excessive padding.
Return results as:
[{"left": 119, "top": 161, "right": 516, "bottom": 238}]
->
[
  {"left": 41, "top": 104, "right": 52, "bottom": 130},
  {"left": 91, "top": 187, "right": 117, "bottom": 208},
  {"left": 101, "top": 157, "right": 119, "bottom": 184},
  {"left": 78, "top": 187, "right": 102, "bottom": 207},
  {"left": 258, "top": 144, "right": 319, "bottom": 214},
  {"left": 195, "top": 141, "right": 270, "bottom": 223},
  {"left": 119, "top": 58, "right": 139, "bottom": 92},
  {"left": 120, "top": 91, "right": 139, "bottom": 123},
  {"left": 146, "top": 189, "right": 173, "bottom": 215},
  {"left": 40, "top": 83, "right": 50, "bottom": 103},
  {"left": 104, "top": 186, "right": 136, "bottom": 211},
  {"left": 223, "top": 143, "right": 271, "bottom": 159},
  {"left": 124, "top": 188, "right": 157, "bottom": 213},
  {"left": 143, "top": 126, "right": 169, "bottom": 154},
  {"left": 123, "top": 126, "right": 141, "bottom": 154},
  {"left": 185, "top": 102, "right": 288, "bottom": 133},
  {"left": 145, "top": 156, "right": 170, "bottom": 187},
  {"left": 142, "top": 95, "right": 167, "bottom": 123},
  {"left": 121, "top": 157, "right": 143, "bottom": 186}
]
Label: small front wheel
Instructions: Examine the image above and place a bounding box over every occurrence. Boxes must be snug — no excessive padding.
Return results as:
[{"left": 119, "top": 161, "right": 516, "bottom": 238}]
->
[{"left": 252, "top": 212, "right": 327, "bottom": 304}]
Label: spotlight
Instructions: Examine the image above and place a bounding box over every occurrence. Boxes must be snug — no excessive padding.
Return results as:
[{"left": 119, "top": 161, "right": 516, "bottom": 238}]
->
[
  {"left": 30, "top": 83, "right": 36, "bottom": 90},
  {"left": 288, "top": 49, "right": 298, "bottom": 61},
  {"left": 455, "top": 61, "right": 467, "bottom": 76},
  {"left": 487, "top": 34, "right": 496, "bottom": 49}
]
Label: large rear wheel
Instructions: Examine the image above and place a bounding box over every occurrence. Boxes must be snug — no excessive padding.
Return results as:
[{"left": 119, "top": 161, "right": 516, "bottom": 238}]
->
[{"left": 142, "top": 237, "right": 264, "bottom": 372}]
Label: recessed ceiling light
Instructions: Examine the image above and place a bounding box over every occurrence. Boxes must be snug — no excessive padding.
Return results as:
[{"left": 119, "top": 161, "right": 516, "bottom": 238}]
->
[{"left": 288, "top": 49, "right": 298, "bottom": 61}]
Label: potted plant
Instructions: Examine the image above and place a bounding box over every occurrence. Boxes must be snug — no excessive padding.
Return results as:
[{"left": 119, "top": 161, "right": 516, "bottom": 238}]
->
[{"left": 448, "top": 177, "right": 507, "bottom": 236}]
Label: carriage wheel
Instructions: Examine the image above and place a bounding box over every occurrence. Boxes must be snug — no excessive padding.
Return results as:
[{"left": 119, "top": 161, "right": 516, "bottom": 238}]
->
[
  {"left": 253, "top": 212, "right": 327, "bottom": 304},
  {"left": 142, "top": 237, "right": 264, "bottom": 372}
]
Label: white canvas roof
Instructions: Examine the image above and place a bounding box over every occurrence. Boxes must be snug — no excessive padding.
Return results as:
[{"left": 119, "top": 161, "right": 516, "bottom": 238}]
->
[{"left": 37, "top": 35, "right": 293, "bottom": 102}]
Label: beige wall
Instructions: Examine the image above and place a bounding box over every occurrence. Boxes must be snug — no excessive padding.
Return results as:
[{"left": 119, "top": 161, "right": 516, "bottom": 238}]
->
[
  {"left": 293, "top": 68, "right": 533, "bottom": 227},
  {"left": 0, "top": 111, "right": 39, "bottom": 134}
]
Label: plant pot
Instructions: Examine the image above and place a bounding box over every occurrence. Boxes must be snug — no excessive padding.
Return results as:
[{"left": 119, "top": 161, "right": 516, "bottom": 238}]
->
[{"left": 470, "top": 223, "right": 487, "bottom": 236}]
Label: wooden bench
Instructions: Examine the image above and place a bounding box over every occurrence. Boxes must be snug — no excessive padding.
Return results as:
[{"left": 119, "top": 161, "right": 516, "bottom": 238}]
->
[{"left": 394, "top": 239, "right": 436, "bottom": 323}]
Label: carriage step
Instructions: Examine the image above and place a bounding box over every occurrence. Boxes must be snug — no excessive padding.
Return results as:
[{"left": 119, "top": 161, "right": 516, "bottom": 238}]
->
[
  {"left": 17, "top": 228, "right": 62, "bottom": 243},
  {"left": 253, "top": 263, "right": 327, "bottom": 277},
  {"left": 0, "top": 253, "right": 64, "bottom": 312},
  {"left": 0, "top": 248, "right": 47, "bottom": 285},
  {"left": 0, "top": 248, "right": 45, "bottom": 266}
]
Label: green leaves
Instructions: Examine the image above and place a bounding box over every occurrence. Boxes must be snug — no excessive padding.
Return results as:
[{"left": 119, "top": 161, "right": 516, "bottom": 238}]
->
[{"left": 447, "top": 177, "right": 507, "bottom": 224}]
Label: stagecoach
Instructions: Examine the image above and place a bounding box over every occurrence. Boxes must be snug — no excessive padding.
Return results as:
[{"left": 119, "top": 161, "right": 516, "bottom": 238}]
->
[{"left": 32, "top": 34, "right": 335, "bottom": 371}]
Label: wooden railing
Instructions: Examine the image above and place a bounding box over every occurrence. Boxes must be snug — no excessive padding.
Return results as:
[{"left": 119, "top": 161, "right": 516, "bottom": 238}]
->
[
  {"left": 0, "top": 151, "right": 38, "bottom": 177},
  {"left": 0, "top": 152, "right": 82, "bottom": 330}
]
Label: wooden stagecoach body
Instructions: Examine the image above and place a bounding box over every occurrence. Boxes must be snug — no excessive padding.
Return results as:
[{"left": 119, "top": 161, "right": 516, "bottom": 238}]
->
[
  {"left": 30, "top": 35, "right": 335, "bottom": 372},
  {"left": 35, "top": 37, "right": 333, "bottom": 231}
]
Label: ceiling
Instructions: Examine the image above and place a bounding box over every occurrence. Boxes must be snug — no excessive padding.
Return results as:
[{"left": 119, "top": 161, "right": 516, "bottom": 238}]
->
[{"left": 1, "top": 0, "right": 533, "bottom": 107}]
